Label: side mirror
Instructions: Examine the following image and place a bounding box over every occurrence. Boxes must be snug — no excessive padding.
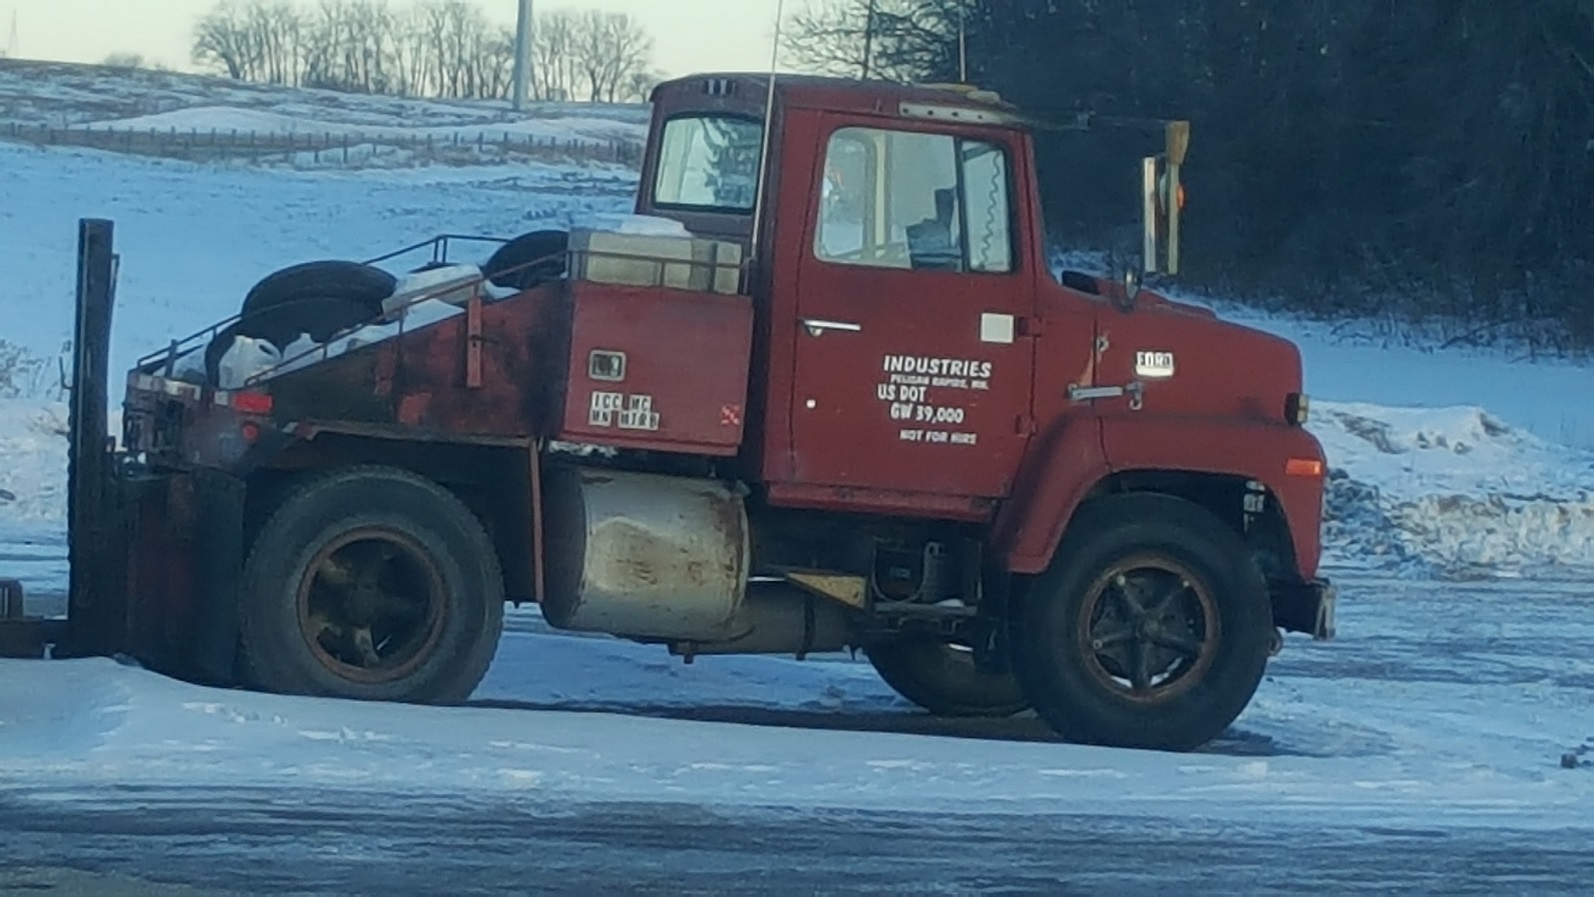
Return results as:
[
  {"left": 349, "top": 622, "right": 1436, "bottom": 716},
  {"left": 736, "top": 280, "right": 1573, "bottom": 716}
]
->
[{"left": 1141, "top": 121, "right": 1190, "bottom": 277}]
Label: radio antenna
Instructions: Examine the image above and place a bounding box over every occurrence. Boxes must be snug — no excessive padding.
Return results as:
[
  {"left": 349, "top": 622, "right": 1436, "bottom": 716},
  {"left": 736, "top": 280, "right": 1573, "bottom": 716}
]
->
[
  {"left": 748, "top": 0, "right": 786, "bottom": 265},
  {"left": 862, "top": 0, "right": 877, "bottom": 79},
  {"left": 958, "top": 1, "right": 968, "bottom": 82}
]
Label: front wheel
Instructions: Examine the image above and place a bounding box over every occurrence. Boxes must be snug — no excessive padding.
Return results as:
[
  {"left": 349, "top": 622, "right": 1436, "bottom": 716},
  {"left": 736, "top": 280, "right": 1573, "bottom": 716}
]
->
[
  {"left": 1014, "top": 493, "right": 1274, "bottom": 751},
  {"left": 238, "top": 466, "right": 504, "bottom": 704},
  {"left": 867, "top": 638, "right": 1028, "bottom": 717}
]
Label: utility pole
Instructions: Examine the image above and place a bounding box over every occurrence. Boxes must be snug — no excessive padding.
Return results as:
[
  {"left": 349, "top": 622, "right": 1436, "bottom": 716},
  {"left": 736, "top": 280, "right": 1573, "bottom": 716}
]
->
[
  {"left": 512, "top": 0, "right": 534, "bottom": 111},
  {"left": 861, "top": 0, "right": 877, "bottom": 79}
]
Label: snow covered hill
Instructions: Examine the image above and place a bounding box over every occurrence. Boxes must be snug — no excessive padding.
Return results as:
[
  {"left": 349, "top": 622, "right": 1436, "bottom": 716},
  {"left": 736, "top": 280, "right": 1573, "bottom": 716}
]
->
[{"left": 0, "top": 59, "right": 649, "bottom": 137}]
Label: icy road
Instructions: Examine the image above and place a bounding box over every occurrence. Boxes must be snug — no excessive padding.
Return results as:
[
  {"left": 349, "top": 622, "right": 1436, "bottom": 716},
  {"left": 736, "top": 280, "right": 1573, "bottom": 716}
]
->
[{"left": 1, "top": 570, "right": 1591, "bottom": 894}]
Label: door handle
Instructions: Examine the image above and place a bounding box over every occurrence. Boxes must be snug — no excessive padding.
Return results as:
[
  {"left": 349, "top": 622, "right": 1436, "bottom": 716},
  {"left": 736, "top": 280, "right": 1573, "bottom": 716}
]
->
[
  {"left": 802, "top": 318, "right": 862, "bottom": 337},
  {"left": 1069, "top": 381, "right": 1145, "bottom": 411}
]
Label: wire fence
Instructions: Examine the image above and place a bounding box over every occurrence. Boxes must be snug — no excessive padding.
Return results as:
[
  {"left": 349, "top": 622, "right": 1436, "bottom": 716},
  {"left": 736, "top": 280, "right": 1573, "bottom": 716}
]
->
[{"left": 0, "top": 121, "right": 643, "bottom": 168}]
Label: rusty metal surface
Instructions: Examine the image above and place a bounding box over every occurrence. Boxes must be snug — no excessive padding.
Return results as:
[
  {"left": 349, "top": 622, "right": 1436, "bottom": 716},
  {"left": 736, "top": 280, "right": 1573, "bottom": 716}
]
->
[
  {"left": 764, "top": 482, "right": 994, "bottom": 523},
  {"left": 556, "top": 280, "right": 753, "bottom": 457},
  {"left": 123, "top": 279, "right": 570, "bottom": 476},
  {"left": 540, "top": 467, "right": 749, "bottom": 641}
]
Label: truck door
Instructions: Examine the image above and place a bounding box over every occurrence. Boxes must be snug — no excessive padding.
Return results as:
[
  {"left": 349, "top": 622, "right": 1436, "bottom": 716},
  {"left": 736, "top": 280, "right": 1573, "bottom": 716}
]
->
[{"left": 786, "top": 119, "right": 1036, "bottom": 499}]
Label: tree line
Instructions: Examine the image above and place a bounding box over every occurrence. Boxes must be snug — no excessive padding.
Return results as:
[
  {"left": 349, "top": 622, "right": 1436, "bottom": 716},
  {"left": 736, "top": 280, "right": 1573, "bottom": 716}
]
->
[
  {"left": 790, "top": 1, "right": 1594, "bottom": 348},
  {"left": 191, "top": 0, "right": 657, "bottom": 103}
]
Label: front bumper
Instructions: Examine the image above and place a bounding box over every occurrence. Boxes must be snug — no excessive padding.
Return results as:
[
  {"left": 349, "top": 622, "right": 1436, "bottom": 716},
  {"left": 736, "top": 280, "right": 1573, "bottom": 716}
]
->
[{"left": 1271, "top": 578, "right": 1336, "bottom": 641}]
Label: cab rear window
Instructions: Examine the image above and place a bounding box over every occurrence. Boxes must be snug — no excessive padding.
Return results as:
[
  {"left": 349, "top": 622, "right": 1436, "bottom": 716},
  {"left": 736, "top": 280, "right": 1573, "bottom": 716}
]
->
[{"left": 653, "top": 115, "right": 764, "bottom": 212}]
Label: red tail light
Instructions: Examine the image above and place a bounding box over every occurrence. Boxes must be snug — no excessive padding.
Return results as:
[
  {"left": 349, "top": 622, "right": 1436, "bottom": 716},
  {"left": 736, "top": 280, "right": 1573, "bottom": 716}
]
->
[{"left": 229, "top": 391, "right": 274, "bottom": 415}]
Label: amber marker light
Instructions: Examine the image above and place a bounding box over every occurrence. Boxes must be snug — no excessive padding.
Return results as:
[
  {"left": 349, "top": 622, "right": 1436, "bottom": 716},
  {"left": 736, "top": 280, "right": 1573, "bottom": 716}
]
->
[{"left": 1286, "top": 458, "right": 1325, "bottom": 477}]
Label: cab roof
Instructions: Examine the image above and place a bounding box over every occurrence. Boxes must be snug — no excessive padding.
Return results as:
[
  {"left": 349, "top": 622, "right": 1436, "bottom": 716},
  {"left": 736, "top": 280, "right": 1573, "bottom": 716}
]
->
[{"left": 649, "top": 72, "right": 1026, "bottom": 128}]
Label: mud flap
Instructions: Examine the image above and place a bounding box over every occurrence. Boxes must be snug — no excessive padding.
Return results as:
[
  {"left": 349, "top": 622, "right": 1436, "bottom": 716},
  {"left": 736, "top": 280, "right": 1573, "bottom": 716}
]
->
[
  {"left": 1271, "top": 578, "right": 1336, "bottom": 641},
  {"left": 112, "top": 469, "right": 246, "bottom": 685},
  {"left": 187, "top": 469, "right": 246, "bottom": 685}
]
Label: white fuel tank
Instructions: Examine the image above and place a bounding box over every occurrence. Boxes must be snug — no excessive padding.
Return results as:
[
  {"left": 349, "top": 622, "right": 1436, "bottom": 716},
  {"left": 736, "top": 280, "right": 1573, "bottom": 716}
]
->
[{"left": 541, "top": 466, "right": 749, "bottom": 641}]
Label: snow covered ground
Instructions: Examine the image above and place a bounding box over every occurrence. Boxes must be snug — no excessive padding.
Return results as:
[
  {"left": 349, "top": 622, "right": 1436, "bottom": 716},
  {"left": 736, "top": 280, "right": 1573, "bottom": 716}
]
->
[{"left": 2, "top": 582, "right": 1590, "bottom": 831}]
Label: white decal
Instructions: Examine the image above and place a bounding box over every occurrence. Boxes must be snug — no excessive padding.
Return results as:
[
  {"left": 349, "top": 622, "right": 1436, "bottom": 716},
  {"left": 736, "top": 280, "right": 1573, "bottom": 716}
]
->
[
  {"left": 1135, "top": 350, "right": 1176, "bottom": 379},
  {"left": 589, "top": 391, "right": 623, "bottom": 426},
  {"left": 899, "top": 429, "right": 978, "bottom": 445},
  {"left": 590, "top": 391, "right": 660, "bottom": 431},
  {"left": 877, "top": 354, "right": 989, "bottom": 446},
  {"left": 980, "top": 313, "right": 1015, "bottom": 345},
  {"left": 882, "top": 355, "right": 994, "bottom": 379}
]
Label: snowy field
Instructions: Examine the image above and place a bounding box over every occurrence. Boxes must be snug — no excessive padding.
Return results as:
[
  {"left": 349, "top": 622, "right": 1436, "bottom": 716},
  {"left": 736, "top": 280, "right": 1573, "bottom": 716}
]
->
[
  {"left": 0, "top": 59, "right": 650, "bottom": 139},
  {"left": 2, "top": 77, "right": 1593, "bottom": 890}
]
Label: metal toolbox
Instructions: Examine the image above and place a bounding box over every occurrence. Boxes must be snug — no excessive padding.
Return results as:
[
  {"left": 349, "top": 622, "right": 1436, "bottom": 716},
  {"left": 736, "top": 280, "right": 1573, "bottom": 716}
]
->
[{"left": 568, "top": 229, "right": 744, "bottom": 296}]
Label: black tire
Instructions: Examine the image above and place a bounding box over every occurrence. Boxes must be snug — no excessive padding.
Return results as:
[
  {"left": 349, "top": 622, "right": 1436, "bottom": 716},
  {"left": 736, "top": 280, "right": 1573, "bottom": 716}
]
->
[
  {"left": 242, "top": 260, "right": 396, "bottom": 320},
  {"left": 237, "top": 466, "right": 505, "bottom": 704},
  {"left": 1013, "top": 493, "right": 1273, "bottom": 751},
  {"left": 867, "top": 638, "right": 1029, "bottom": 717},
  {"left": 483, "top": 230, "right": 568, "bottom": 292},
  {"left": 204, "top": 260, "right": 395, "bottom": 384}
]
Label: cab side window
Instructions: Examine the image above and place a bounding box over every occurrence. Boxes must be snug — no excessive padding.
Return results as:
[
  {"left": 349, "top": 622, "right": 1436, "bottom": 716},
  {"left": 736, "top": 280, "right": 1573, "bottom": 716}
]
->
[{"left": 814, "top": 127, "right": 1014, "bottom": 274}]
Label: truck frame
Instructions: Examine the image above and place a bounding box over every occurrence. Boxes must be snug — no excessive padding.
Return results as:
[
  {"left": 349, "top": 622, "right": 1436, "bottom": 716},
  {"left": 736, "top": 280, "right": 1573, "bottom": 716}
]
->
[{"left": 1, "top": 73, "right": 1333, "bottom": 752}]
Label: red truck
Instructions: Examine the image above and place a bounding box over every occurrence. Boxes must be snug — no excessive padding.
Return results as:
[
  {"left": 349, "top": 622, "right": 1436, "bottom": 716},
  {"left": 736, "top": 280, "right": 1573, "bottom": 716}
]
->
[{"left": 3, "top": 73, "right": 1333, "bottom": 752}]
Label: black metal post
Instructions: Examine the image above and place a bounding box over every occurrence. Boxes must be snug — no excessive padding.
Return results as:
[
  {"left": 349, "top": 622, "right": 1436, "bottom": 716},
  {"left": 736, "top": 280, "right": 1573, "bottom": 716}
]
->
[{"left": 63, "top": 219, "right": 117, "bottom": 655}]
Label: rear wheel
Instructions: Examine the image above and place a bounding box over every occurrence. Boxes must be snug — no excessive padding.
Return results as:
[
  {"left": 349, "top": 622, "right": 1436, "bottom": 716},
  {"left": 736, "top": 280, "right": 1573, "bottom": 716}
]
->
[
  {"left": 238, "top": 466, "right": 504, "bottom": 704},
  {"left": 867, "top": 638, "right": 1028, "bottom": 717},
  {"left": 1014, "top": 493, "right": 1273, "bottom": 751}
]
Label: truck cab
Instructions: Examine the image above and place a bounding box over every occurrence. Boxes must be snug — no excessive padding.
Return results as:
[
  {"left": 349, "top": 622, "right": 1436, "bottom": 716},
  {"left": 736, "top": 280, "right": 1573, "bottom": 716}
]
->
[{"left": 88, "top": 73, "right": 1334, "bottom": 752}]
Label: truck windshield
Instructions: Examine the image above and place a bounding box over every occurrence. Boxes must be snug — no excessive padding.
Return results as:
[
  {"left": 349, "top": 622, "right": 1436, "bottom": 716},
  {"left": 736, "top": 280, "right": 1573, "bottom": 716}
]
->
[{"left": 653, "top": 115, "right": 764, "bottom": 212}]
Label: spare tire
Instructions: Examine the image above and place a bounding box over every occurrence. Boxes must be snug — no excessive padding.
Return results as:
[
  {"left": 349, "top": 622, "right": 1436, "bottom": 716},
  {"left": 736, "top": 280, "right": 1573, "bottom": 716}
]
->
[
  {"left": 242, "top": 260, "right": 397, "bottom": 321},
  {"left": 483, "top": 230, "right": 568, "bottom": 292},
  {"left": 203, "top": 260, "right": 396, "bottom": 384}
]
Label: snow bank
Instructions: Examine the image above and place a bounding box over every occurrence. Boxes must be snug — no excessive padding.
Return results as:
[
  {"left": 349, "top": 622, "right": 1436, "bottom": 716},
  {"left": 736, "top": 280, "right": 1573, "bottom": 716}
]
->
[{"left": 1313, "top": 401, "right": 1594, "bottom": 576}]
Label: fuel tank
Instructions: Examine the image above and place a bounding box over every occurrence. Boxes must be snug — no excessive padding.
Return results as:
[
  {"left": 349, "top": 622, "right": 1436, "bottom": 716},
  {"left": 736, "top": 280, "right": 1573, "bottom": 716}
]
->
[
  {"left": 539, "top": 466, "right": 856, "bottom": 655},
  {"left": 541, "top": 466, "right": 750, "bottom": 640}
]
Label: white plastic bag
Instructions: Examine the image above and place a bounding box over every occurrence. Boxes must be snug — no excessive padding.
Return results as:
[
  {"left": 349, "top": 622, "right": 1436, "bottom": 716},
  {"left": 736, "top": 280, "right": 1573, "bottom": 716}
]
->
[{"left": 216, "top": 335, "right": 282, "bottom": 389}]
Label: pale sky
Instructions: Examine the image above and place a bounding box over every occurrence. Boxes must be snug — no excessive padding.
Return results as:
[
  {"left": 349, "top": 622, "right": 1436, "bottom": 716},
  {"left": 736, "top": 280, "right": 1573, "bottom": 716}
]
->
[{"left": 1, "top": 0, "right": 794, "bottom": 78}]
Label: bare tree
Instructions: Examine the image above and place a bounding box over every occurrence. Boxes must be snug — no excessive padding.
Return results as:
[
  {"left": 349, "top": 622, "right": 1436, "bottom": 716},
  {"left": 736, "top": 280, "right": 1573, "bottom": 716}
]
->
[
  {"left": 191, "top": 0, "right": 655, "bottom": 104},
  {"left": 784, "top": 0, "right": 970, "bottom": 81},
  {"left": 533, "top": 8, "right": 580, "bottom": 101},
  {"left": 569, "top": 11, "right": 653, "bottom": 102},
  {"left": 250, "top": 0, "right": 304, "bottom": 86},
  {"left": 103, "top": 52, "right": 148, "bottom": 69},
  {"left": 193, "top": 0, "right": 258, "bottom": 79}
]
